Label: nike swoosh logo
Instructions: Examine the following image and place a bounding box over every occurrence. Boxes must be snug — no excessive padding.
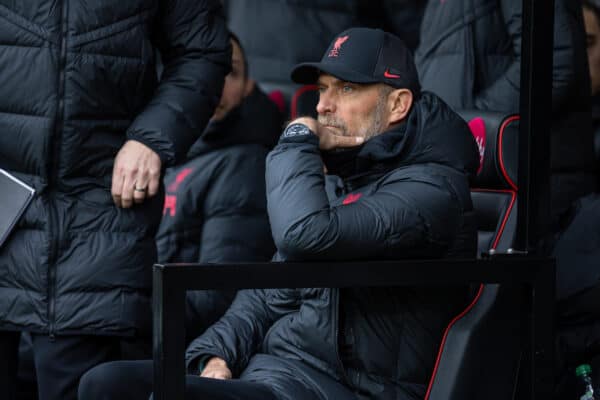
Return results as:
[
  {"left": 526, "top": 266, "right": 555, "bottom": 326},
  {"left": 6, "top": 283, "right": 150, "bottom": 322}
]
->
[{"left": 384, "top": 69, "right": 401, "bottom": 79}]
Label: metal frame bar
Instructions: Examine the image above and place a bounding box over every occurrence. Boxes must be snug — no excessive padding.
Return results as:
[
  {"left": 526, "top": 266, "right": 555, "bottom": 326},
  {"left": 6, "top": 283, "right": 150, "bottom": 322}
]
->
[
  {"left": 515, "top": 0, "right": 555, "bottom": 252},
  {"left": 153, "top": 257, "right": 555, "bottom": 400}
]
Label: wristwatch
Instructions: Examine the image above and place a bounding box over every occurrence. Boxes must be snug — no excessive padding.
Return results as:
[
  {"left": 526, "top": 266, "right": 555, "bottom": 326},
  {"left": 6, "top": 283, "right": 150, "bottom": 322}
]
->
[{"left": 283, "top": 123, "right": 313, "bottom": 138}]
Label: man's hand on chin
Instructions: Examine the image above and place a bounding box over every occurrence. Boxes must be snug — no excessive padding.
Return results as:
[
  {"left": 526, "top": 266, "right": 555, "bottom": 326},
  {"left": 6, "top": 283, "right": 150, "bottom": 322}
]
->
[
  {"left": 288, "top": 117, "right": 363, "bottom": 150},
  {"left": 111, "top": 140, "right": 162, "bottom": 208}
]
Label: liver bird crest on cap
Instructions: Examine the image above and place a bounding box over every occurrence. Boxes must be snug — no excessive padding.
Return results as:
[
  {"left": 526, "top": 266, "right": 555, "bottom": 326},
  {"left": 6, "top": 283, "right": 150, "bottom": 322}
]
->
[{"left": 329, "top": 35, "right": 349, "bottom": 57}]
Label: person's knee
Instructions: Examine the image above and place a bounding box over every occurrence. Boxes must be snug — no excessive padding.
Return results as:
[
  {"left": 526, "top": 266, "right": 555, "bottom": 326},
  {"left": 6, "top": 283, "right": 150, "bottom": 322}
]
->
[{"left": 78, "top": 362, "right": 128, "bottom": 400}]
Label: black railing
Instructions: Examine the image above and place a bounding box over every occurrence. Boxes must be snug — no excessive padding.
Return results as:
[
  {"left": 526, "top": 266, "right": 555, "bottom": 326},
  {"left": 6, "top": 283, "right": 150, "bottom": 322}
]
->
[
  {"left": 515, "top": 0, "right": 554, "bottom": 253},
  {"left": 153, "top": 257, "right": 555, "bottom": 400}
]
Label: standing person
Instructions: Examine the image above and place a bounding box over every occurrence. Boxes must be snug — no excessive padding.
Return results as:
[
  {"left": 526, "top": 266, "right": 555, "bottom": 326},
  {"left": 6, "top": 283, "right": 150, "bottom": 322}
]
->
[
  {"left": 415, "top": 0, "right": 597, "bottom": 233},
  {"left": 0, "top": 2, "right": 230, "bottom": 400},
  {"left": 79, "top": 28, "right": 479, "bottom": 400},
  {"left": 156, "top": 34, "right": 281, "bottom": 343}
]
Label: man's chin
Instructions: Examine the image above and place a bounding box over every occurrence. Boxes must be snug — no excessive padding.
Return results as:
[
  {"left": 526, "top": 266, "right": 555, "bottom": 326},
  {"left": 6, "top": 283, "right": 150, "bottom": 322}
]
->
[{"left": 322, "top": 125, "right": 345, "bottom": 136}]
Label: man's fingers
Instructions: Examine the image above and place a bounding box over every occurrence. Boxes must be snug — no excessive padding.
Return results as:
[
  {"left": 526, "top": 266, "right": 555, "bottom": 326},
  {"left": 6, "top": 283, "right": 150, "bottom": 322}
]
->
[
  {"left": 320, "top": 134, "right": 363, "bottom": 151},
  {"left": 133, "top": 184, "right": 148, "bottom": 204},
  {"left": 147, "top": 169, "right": 160, "bottom": 198},
  {"left": 332, "top": 135, "right": 364, "bottom": 148},
  {"left": 200, "top": 357, "right": 232, "bottom": 380},
  {"left": 133, "top": 172, "right": 149, "bottom": 204},
  {"left": 111, "top": 140, "right": 162, "bottom": 208},
  {"left": 317, "top": 126, "right": 364, "bottom": 150},
  {"left": 120, "top": 173, "right": 135, "bottom": 209},
  {"left": 111, "top": 173, "right": 124, "bottom": 206},
  {"left": 201, "top": 369, "right": 230, "bottom": 380},
  {"left": 200, "top": 370, "right": 212, "bottom": 378}
]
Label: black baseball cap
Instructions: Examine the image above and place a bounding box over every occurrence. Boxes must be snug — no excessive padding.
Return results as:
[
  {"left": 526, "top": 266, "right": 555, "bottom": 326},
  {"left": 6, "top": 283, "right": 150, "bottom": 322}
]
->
[{"left": 291, "top": 27, "right": 421, "bottom": 95}]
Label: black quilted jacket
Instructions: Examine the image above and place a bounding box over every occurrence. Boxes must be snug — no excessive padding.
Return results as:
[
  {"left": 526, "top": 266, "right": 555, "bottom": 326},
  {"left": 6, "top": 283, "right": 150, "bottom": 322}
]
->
[
  {"left": 0, "top": 0, "right": 230, "bottom": 337},
  {"left": 186, "top": 93, "right": 480, "bottom": 400}
]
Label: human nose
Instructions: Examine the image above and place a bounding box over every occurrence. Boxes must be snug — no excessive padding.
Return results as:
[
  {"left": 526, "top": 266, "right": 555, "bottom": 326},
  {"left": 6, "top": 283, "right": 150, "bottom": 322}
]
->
[{"left": 316, "top": 90, "right": 335, "bottom": 115}]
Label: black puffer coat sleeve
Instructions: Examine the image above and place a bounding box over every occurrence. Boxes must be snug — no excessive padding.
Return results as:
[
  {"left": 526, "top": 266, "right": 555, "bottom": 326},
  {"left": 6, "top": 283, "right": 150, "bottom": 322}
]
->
[
  {"left": 126, "top": 0, "right": 231, "bottom": 166},
  {"left": 266, "top": 135, "right": 464, "bottom": 261},
  {"left": 197, "top": 196, "right": 274, "bottom": 264},
  {"left": 474, "top": 0, "right": 577, "bottom": 113},
  {"left": 185, "top": 289, "right": 285, "bottom": 376}
]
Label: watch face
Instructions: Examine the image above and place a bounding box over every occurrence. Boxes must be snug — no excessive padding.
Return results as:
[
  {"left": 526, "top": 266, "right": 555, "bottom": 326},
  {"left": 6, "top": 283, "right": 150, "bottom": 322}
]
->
[{"left": 284, "top": 123, "right": 311, "bottom": 138}]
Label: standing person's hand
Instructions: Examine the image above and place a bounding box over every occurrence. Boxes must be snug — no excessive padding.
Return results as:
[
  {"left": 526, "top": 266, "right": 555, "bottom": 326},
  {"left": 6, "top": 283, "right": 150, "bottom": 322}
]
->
[
  {"left": 200, "top": 357, "right": 232, "bottom": 380},
  {"left": 289, "top": 117, "right": 363, "bottom": 150},
  {"left": 111, "top": 140, "right": 162, "bottom": 208}
]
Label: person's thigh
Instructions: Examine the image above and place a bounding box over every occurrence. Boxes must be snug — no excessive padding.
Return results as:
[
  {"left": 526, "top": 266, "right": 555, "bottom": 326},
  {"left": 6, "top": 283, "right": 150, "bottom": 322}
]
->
[
  {"left": 150, "top": 354, "right": 357, "bottom": 400},
  {"left": 81, "top": 360, "right": 276, "bottom": 400},
  {"left": 78, "top": 359, "right": 153, "bottom": 400},
  {"left": 17, "top": 332, "right": 38, "bottom": 400},
  {"left": 241, "top": 354, "right": 358, "bottom": 400},
  {"left": 31, "top": 335, "right": 120, "bottom": 400},
  {"left": 0, "top": 330, "right": 20, "bottom": 400},
  {"left": 180, "top": 376, "right": 280, "bottom": 400}
]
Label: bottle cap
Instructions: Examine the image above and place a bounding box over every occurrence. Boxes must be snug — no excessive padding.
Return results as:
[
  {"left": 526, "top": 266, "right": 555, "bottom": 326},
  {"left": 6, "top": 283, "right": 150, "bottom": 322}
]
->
[{"left": 576, "top": 364, "right": 592, "bottom": 377}]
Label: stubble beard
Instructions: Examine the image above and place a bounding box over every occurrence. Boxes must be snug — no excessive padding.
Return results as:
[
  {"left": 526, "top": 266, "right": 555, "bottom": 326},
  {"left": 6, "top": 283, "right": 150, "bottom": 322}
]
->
[{"left": 317, "top": 95, "right": 388, "bottom": 141}]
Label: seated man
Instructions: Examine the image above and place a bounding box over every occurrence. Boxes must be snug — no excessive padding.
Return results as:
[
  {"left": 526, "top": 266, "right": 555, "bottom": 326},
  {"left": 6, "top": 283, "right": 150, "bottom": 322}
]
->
[
  {"left": 156, "top": 33, "right": 281, "bottom": 342},
  {"left": 79, "top": 28, "right": 479, "bottom": 400}
]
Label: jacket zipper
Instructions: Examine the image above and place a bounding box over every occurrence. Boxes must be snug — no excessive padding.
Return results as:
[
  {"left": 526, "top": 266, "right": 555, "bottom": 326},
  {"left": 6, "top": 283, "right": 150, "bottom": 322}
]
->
[
  {"left": 47, "top": 0, "right": 69, "bottom": 339},
  {"left": 332, "top": 288, "right": 350, "bottom": 386}
]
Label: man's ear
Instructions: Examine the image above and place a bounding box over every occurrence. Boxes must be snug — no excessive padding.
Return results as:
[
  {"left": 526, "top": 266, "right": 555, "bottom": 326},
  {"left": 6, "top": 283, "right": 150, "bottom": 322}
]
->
[
  {"left": 387, "top": 89, "right": 413, "bottom": 125},
  {"left": 243, "top": 78, "right": 255, "bottom": 97}
]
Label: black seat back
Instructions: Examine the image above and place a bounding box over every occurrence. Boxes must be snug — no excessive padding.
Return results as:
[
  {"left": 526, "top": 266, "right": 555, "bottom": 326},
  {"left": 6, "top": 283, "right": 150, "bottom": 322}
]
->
[
  {"left": 425, "top": 284, "right": 525, "bottom": 400},
  {"left": 463, "top": 111, "right": 520, "bottom": 256},
  {"left": 425, "top": 111, "right": 523, "bottom": 400}
]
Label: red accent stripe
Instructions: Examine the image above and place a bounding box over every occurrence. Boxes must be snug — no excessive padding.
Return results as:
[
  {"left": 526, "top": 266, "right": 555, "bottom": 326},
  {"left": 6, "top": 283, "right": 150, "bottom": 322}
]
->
[
  {"left": 290, "top": 84, "right": 318, "bottom": 120},
  {"left": 424, "top": 284, "right": 485, "bottom": 400},
  {"left": 497, "top": 115, "right": 520, "bottom": 191},
  {"left": 471, "top": 188, "right": 517, "bottom": 251},
  {"left": 268, "top": 90, "right": 286, "bottom": 114},
  {"left": 342, "top": 193, "right": 362, "bottom": 205}
]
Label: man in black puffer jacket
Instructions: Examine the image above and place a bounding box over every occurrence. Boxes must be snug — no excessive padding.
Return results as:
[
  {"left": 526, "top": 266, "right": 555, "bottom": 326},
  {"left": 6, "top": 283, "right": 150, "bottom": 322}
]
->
[
  {"left": 415, "top": 0, "right": 597, "bottom": 233},
  {"left": 0, "top": 2, "right": 230, "bottom": 400},
  {"left": 80, "top": 28, "right": 479, "bottom": 400},
  {"left": 156, "top": 35, "right": 281, "bottom": 343}
]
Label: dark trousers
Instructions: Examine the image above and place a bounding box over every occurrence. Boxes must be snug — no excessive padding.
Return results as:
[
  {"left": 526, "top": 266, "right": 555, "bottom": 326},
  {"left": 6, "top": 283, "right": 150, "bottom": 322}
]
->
[
  {"left": 79, "top": 360, "right": 279, "bottom": 400},
  {"left": 79, "top": 355, "right": 359, "bottom": 400},
  {"left": 0, "top": 331, "right": 149, "bottom": 400},
  {"left": 0, "top": 331, "right": 19, "bottom": 400}
]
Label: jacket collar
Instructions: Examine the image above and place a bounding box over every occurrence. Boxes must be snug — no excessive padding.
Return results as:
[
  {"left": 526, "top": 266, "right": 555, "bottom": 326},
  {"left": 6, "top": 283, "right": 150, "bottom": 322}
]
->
[{"left": 323, "top": 92, "right": 479, "bottom": 186}]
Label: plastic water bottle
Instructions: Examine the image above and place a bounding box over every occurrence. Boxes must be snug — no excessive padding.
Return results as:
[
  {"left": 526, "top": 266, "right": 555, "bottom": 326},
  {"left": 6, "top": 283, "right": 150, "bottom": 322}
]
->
[{"left": 575, "top": 364, "right": 598, "bottom": 400}]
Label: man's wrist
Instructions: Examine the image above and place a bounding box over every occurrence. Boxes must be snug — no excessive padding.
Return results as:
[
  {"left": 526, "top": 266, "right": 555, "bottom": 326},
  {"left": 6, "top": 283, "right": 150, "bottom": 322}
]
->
[
  {"left": 280, "top": 122, "right": 319, "bottom": 145},
  {"left": 283, "top": 123, "right": 314, "bottom": 138},
  {"left": 124, "top": 134, "right": 172, "bottom": 167},
  {"left": 195, "top": 355, "right": 215, "bottom": 375}
]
